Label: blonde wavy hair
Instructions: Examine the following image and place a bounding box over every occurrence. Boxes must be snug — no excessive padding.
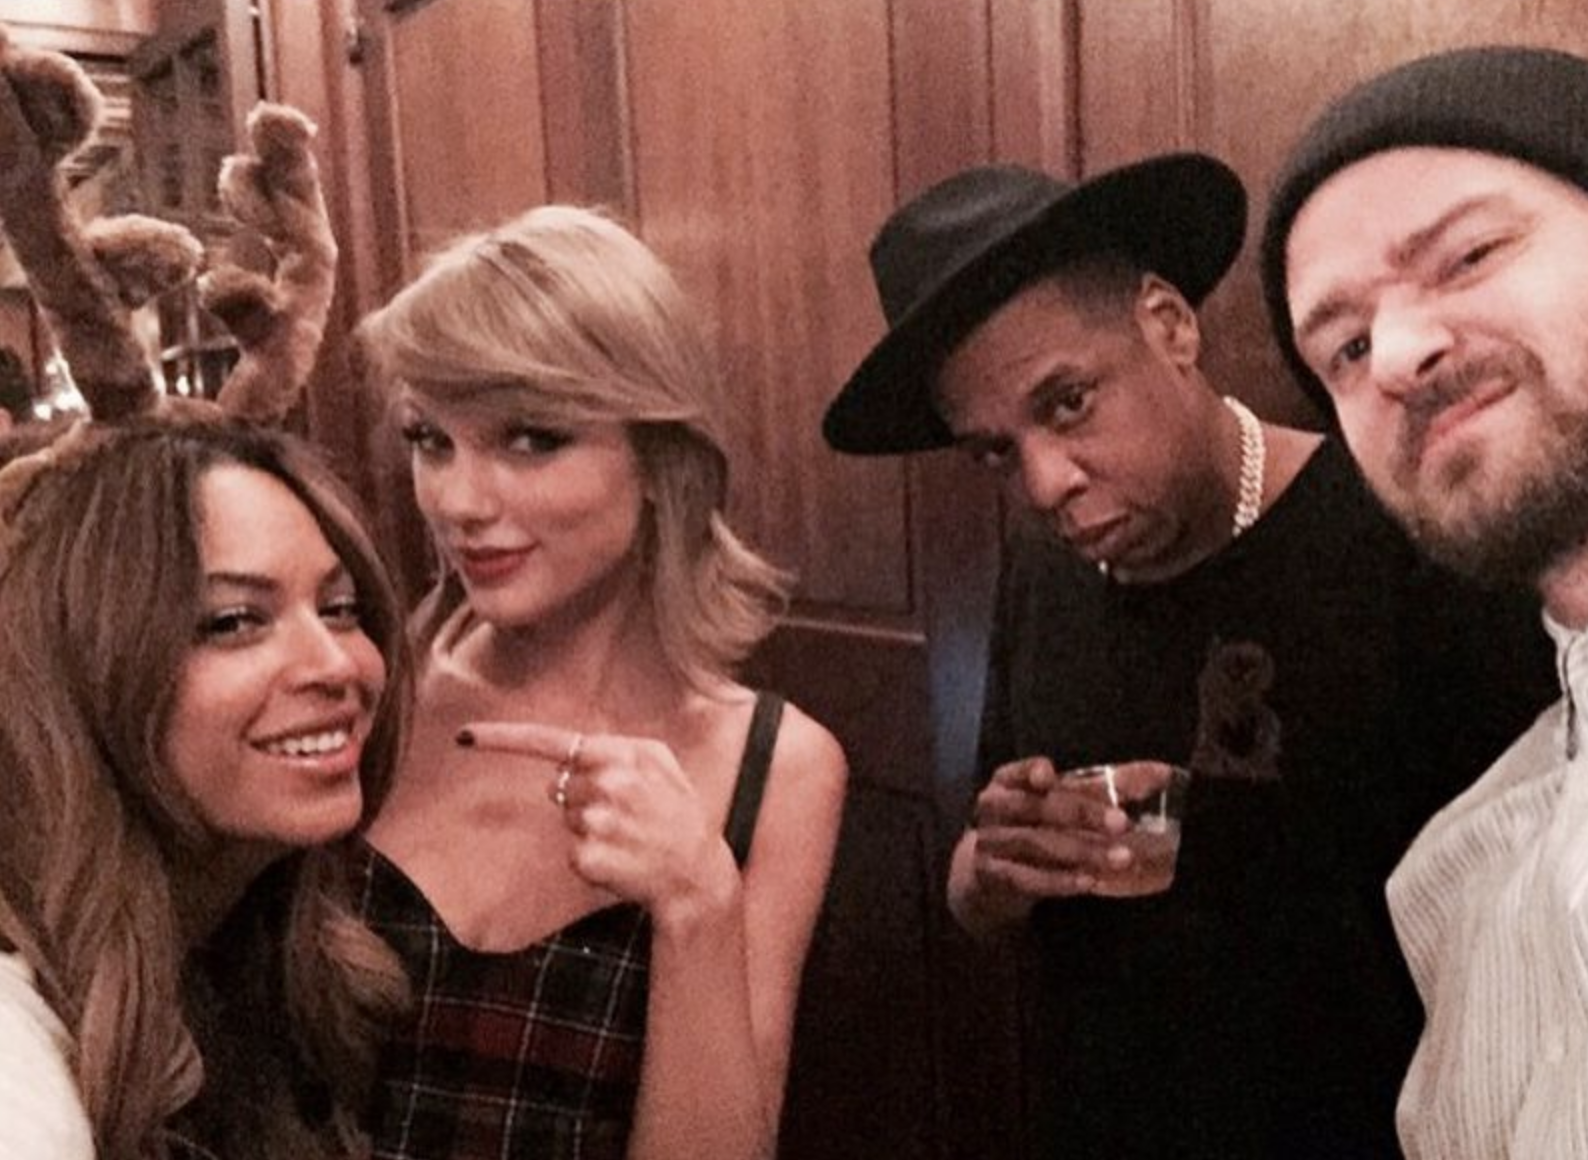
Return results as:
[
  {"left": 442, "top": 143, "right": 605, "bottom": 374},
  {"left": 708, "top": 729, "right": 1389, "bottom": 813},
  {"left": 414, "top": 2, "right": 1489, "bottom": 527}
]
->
[
  {"left": 358, "top": 204, "right": 789, "bottom": 688},
  {"left": 0, "top": 419, "right": 410, "bottom": 1159}
]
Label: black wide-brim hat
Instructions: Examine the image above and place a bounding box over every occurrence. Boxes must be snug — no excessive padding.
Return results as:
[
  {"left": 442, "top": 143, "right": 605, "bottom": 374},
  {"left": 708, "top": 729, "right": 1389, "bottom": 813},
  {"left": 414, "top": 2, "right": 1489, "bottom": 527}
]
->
[{"left": 823, "top": 153, "right": 1247, "bottom": 455}]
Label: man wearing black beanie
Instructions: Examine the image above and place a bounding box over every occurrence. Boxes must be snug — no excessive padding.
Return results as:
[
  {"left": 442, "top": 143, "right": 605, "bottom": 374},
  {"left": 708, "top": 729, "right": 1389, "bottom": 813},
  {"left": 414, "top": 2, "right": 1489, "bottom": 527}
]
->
[{"left": 1265, "top": 45, "right": 1588, "bottom": 1160}]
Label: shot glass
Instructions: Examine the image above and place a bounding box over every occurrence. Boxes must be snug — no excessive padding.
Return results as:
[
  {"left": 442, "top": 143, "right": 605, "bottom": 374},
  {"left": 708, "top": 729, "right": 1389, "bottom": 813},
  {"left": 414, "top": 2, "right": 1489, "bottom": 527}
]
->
[{"left": 1064, "top": 761, "right": 1191, "bottom": 897}]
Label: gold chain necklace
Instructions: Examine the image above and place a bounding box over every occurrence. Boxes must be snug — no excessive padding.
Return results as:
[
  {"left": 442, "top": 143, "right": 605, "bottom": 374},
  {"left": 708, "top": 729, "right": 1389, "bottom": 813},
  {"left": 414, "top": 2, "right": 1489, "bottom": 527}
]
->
[{"left": 1222, "top": 395, "right": 1265, "bottom": 538}]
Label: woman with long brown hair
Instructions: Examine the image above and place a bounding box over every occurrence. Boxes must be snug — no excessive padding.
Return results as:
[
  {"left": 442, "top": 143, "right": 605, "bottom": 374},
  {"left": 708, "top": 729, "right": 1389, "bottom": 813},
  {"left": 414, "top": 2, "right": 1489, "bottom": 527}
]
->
[{"left": 0, "top": 419, "right": 411, "bottom": 1159}]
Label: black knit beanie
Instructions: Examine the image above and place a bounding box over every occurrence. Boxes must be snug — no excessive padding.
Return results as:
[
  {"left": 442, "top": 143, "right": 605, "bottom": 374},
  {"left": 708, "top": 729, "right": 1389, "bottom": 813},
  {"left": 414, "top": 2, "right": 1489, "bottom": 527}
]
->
[{"left": 1261, "top": 45, "right": 1588, "bottom": 417}]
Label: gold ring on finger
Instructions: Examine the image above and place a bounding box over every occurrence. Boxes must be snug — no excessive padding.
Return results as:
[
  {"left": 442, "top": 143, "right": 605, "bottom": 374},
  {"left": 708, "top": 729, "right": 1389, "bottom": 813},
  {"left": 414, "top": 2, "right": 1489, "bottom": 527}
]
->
[{"left": 562, "top": 732, "right": 585, "bottom": 771}]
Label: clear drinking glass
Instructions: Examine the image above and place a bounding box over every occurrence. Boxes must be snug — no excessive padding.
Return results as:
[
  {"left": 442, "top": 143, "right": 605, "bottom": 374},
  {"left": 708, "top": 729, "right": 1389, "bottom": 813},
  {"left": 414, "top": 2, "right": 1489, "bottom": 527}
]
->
[{"left": 1064, "top": 761, "right": 1191, "bottom": 897}]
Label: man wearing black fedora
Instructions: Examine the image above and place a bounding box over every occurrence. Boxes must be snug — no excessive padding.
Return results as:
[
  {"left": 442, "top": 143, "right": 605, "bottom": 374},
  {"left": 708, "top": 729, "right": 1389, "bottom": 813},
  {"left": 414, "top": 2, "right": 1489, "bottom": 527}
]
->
[{"left": 823, "top": 154, "right": 1552, "bottom": 1157}]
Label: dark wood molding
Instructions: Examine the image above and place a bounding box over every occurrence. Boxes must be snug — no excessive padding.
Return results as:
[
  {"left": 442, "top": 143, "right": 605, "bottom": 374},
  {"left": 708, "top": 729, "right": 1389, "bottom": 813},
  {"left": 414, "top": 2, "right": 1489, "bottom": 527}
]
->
[
  {"left": 989, "top": 0, "right": 1081, "bottom": 175},
  {"left": 537, "top": 0, "right": 632, "bottom": 212},
  {"left": 1172, "top": 0, "right": 1203, "bottom": 148}
]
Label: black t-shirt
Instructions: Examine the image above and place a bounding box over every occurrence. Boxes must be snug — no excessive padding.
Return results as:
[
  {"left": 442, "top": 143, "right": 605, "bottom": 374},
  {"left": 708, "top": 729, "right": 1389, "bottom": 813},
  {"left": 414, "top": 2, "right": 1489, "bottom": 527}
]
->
[{"left": 979, "top": 440, "right": 1556, "bottom": 1160}]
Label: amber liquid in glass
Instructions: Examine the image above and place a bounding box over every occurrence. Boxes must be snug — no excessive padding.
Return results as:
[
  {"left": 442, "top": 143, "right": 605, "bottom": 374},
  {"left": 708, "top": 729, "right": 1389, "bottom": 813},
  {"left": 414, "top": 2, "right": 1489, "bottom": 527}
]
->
[{"left": 1091, "top": 816, "right": 1180, "bottom": 897}]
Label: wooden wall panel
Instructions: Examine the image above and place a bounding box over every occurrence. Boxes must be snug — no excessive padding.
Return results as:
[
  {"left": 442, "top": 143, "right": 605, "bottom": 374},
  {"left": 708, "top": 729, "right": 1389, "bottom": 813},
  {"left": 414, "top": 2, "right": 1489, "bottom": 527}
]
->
[
  {"left": 890, "top": 0, "right": 992, "bottom": 195},
  {"left": 624, "top": 0, "right": 908, "bottom": 615},
  {"left": 537, "top": 0, "right": 631, "bottom": 210},
  {"left": 991, "top": 0, "right": 1079, "bottom": 173},
  {"left": 1077, "top": 0, "right": 1184, "bottom": 167},
  {"left": 387, "top": 0, "right": 547, "bottom": 258}
]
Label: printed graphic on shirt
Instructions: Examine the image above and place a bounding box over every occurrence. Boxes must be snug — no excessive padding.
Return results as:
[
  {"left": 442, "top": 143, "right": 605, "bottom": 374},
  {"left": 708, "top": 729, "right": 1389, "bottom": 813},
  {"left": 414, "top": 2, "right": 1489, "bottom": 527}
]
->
[{"left": 1191, "top": 639, "right": 1281, "bottom": 782}]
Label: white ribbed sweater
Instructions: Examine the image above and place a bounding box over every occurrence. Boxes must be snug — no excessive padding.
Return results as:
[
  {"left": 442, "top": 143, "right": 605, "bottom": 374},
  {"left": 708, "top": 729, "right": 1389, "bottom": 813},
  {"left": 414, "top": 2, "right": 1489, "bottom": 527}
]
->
[
  {"left": 1389, "top": 615, "right": 1588, "bottom": 1159},
  {"left": 0, "top": 951, "right": 93, "bottom": 1158}
]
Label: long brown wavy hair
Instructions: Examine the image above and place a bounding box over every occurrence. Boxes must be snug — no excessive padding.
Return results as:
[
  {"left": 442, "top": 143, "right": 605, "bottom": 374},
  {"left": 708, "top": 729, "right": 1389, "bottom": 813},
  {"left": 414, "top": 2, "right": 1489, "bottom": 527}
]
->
[{"left": 0, "top": 419, "right": 410, "bottom": 1159}]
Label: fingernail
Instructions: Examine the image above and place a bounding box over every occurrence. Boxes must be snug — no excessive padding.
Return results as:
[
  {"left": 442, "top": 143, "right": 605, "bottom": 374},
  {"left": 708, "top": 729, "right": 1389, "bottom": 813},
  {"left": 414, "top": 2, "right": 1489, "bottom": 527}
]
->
[{"left": 455, "top": 728, "right": 475, "bottom": 748}]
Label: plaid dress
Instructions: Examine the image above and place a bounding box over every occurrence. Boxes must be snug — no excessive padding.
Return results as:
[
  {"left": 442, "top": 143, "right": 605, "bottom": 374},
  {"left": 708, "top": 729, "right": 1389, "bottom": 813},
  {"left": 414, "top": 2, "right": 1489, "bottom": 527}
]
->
[{"left": 359, "top": 693, "right": 784, "bottom": 1160}]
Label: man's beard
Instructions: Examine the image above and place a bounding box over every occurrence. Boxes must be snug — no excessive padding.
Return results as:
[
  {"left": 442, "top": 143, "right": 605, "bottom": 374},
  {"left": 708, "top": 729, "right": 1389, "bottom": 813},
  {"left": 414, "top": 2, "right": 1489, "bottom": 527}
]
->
[{"left": 1387, "top": 349, "right": 1588, "bottom": 587}]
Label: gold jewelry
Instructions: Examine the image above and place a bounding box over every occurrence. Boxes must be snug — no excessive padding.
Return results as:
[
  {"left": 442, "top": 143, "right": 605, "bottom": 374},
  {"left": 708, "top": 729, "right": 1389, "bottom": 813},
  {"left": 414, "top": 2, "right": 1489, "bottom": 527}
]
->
[
  {"left": 552, "top": 732, "right": 584, "bottom": 810},
  {"left": 1222, "top": 396, "right": 1265, "bottom": 538},
  {"left": 562, "top": 732, "right": 585, "bottom": 771}
]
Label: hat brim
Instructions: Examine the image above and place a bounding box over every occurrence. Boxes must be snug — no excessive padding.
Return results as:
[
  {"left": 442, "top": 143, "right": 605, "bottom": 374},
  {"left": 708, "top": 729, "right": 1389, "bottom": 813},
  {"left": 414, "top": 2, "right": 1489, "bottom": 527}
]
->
[{"left": 823, "top": 153, "right": 1248, "bottom": 456}]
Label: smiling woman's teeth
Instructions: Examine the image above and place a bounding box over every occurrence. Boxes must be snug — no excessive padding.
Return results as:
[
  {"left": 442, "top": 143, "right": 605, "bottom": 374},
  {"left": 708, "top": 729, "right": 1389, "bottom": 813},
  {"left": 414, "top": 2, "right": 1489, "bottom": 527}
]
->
[{"left": 262, "top": 729, "right": 350, "bottom": 757}]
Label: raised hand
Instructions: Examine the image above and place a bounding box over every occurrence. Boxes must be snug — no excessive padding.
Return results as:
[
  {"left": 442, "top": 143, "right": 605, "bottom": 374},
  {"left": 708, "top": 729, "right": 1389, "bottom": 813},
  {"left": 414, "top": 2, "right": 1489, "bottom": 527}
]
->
[{"left": 459, "top": 720, "right": 740, "bottom": 925}]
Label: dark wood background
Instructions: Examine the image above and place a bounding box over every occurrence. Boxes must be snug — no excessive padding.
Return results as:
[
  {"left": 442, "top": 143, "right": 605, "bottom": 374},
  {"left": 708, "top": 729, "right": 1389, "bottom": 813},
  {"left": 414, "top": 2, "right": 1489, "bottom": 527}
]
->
[{"left": 12, "top": 1, "right": 1588, "bottom": 1155}]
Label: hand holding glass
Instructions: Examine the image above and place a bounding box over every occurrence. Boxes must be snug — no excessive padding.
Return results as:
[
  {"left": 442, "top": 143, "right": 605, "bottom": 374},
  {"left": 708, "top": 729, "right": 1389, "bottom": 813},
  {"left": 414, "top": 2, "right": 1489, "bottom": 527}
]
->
[{"left": 1063, "top": 761, "right": 1190, "bottom": 896}]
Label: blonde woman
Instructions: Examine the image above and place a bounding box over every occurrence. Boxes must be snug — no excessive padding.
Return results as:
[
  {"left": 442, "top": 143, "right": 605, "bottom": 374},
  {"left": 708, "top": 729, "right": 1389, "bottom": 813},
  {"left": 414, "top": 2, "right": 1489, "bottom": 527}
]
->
[
  {"left": 0, "top": 420, "right": 410, "bottom": 1160},
  {"left": 357, "top": 206, "right": 847, "bottom": 1160}
]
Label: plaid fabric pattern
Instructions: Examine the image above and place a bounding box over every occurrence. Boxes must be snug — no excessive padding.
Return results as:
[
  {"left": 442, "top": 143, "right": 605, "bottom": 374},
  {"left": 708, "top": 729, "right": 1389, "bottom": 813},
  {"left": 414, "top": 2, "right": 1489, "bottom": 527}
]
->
[{"left": 357, "top": 846, "right": 649, "bottom": 1160}]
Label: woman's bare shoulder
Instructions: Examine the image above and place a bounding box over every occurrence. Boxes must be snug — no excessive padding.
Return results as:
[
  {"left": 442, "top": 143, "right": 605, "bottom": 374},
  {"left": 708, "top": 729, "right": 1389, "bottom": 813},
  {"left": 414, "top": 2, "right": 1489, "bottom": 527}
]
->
[
  {"left": 698, "top": 682, "right": 846, "bottom": 782},
  {"left": 766, "top": 698, "right": 847, "bottom": 785}
]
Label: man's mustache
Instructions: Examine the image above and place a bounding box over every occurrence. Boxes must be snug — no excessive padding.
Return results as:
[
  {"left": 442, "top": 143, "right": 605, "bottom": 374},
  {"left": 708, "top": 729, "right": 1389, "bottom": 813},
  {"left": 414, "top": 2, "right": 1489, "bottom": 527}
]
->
[{"left": 1395, "top": 348, "right": 1535, "bottom": 478}]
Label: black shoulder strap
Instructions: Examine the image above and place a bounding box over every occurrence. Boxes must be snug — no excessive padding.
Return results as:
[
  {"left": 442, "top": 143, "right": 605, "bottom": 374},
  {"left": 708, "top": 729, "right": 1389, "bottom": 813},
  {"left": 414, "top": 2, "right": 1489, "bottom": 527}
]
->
[{"left": 723, "top": 691, "right": 785, "bottom": 866}]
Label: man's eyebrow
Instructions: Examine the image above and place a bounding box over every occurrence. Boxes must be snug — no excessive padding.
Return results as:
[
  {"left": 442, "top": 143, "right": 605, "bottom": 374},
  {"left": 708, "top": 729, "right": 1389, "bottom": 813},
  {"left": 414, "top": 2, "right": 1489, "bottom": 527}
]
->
[
  {"left": 1294, "top": 194, "right": 1508, "bottom": 348},
  {"left": 1295, "top": 296, "right": 1355, "bottom": 351},
  {"left": 1389, "top": 194, "right": 1505, "bottom": 268},
  {"left": 944, "top": 362, "right": 1090, "bottom": 442}
]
